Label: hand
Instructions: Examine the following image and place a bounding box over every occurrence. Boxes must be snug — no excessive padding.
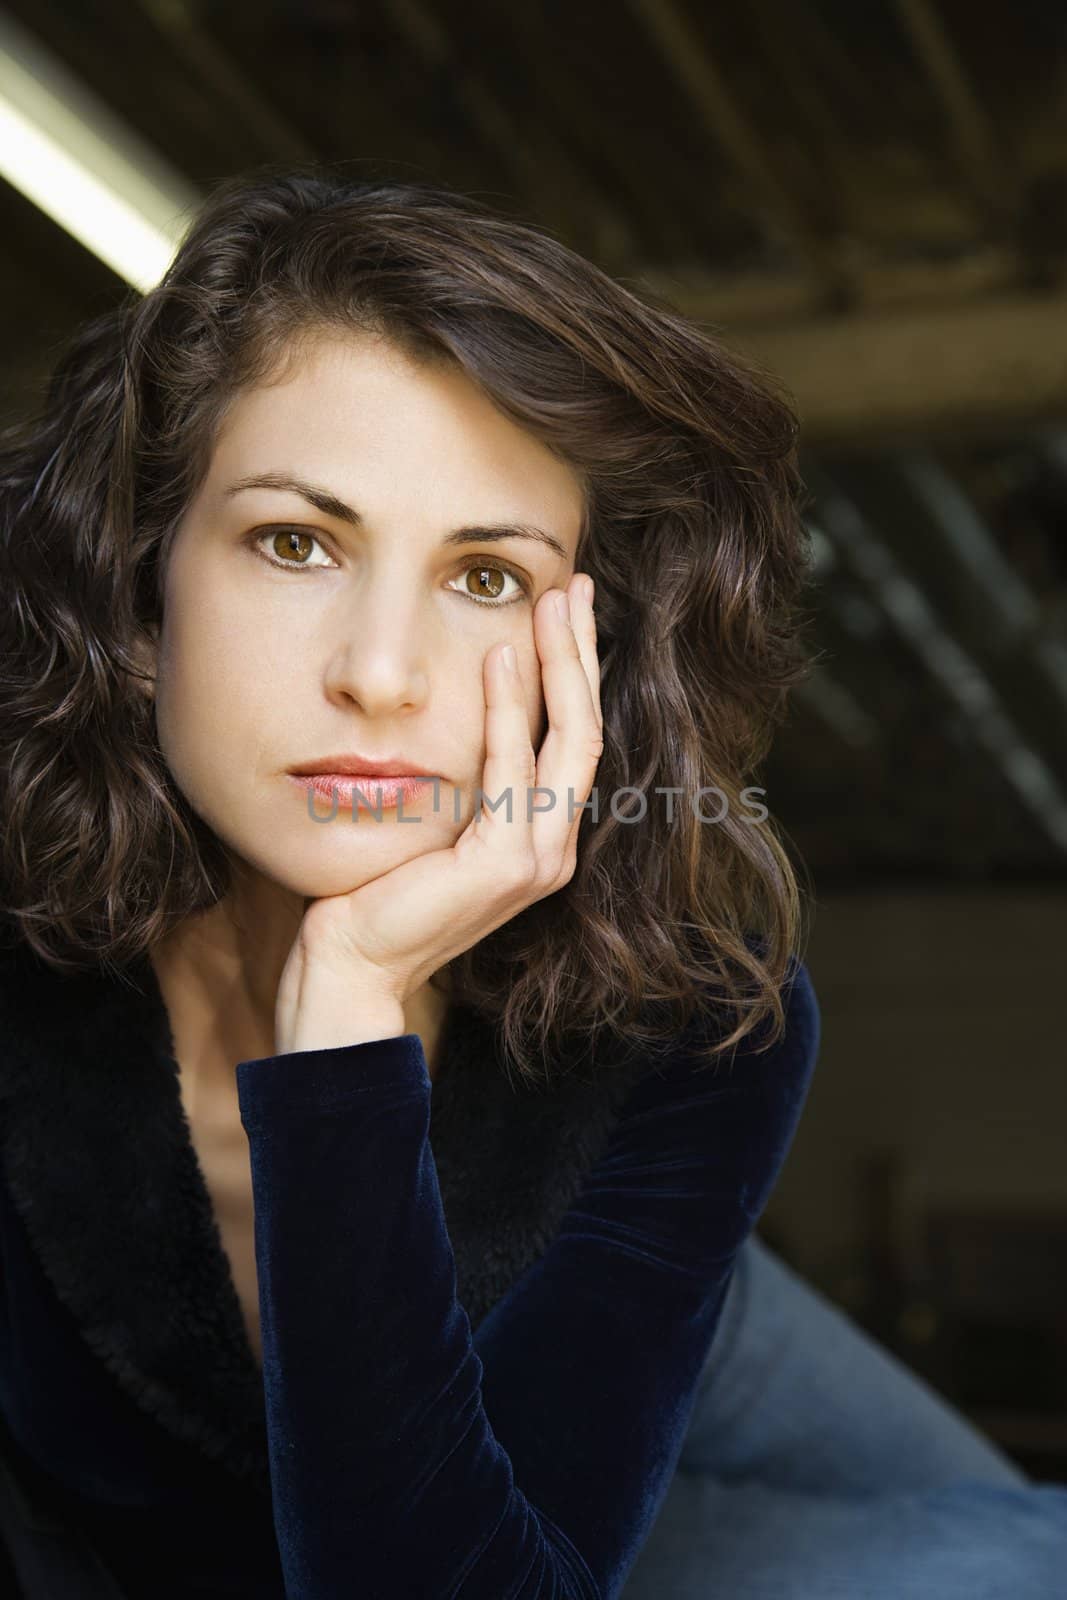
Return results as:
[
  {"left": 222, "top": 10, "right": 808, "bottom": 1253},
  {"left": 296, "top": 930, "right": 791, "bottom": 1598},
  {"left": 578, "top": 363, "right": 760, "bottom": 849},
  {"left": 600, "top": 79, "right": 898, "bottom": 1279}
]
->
[{"left": 273, "top": 575, "right": 603, "bottom": 1055}]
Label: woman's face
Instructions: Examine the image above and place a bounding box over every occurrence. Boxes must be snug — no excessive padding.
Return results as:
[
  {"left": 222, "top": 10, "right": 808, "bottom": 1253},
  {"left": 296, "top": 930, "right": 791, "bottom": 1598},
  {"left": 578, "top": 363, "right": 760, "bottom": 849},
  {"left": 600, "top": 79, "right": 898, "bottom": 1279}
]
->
[{"left": 149, "top": 328, "right": 585, "bottom": 902}]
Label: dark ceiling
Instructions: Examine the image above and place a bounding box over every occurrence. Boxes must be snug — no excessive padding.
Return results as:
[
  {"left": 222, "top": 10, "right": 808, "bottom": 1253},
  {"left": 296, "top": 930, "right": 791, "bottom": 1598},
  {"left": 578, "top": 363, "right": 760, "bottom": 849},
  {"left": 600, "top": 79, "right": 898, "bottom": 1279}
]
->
[{"left": 2, "top": 0, "right": 1066, "bottom": 885}]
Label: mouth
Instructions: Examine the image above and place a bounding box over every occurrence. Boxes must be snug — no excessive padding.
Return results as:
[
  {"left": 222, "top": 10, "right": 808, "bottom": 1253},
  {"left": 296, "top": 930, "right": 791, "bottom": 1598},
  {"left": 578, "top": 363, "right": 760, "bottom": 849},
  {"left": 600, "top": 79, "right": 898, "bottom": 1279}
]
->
[
  {"left": 286, "top": 772, "right": 439, "bottom": 811},
  {"left": 287, "top": 753, "right": 438, "bottom": 778}
]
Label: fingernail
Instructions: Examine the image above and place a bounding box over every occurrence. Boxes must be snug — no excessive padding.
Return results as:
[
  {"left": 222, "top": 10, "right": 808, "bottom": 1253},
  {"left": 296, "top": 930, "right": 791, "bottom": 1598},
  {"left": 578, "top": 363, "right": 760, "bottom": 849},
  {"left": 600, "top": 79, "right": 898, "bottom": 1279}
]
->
[
  {"left": 554, "top": 591, "right": 571, "bottom": 624},
  {"left": 583, "top": 577, "right": 595, "bottom": 607},
  {"left": 501, "top": 643, "right": 517, "bottom": 672}
]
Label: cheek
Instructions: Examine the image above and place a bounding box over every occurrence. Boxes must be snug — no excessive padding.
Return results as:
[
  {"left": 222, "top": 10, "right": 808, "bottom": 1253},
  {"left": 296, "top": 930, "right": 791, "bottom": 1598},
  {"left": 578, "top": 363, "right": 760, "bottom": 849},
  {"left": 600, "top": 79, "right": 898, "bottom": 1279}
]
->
[
  {"left": 516, "top": 645, "right": 547, "bottom": 746},
  {"left": 531, "top": 687, "right": 548, "bottom": 749},
  {"left": 153, "top": 580, "right": 273, "bottom": 778},
  {"left": 443, "top": 642, "right": 543, "bottom": 782}
]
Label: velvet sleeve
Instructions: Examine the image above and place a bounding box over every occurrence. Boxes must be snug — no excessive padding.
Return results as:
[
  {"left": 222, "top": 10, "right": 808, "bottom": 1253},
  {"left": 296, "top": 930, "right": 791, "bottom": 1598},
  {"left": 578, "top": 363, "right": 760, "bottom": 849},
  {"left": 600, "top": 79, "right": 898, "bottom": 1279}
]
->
[{"left": 235, "top": 959, "right": 820, "bottom": 1599}]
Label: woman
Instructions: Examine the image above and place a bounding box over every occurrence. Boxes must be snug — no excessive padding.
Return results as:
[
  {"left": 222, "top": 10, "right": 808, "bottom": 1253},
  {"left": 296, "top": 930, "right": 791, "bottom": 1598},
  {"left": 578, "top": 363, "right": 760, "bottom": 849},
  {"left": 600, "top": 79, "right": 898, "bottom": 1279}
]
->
[{"left": 0, "top": 165, "right": 1060, "bottom": 1598}]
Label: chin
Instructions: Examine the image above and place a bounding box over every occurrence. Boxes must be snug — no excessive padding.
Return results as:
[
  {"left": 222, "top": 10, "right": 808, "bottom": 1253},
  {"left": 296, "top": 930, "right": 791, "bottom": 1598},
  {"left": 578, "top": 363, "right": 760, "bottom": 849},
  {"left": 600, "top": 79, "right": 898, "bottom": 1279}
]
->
[{"left": 241, "top": 828, "right": 448, "bottom": 901}]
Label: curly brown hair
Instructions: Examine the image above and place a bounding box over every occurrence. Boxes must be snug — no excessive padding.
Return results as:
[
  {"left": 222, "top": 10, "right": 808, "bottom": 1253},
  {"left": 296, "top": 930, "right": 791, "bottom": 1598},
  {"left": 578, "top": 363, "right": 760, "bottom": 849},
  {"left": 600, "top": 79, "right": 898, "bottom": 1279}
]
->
[{"left": 0, "top": 161, "right": 816, "bottom": 1085}]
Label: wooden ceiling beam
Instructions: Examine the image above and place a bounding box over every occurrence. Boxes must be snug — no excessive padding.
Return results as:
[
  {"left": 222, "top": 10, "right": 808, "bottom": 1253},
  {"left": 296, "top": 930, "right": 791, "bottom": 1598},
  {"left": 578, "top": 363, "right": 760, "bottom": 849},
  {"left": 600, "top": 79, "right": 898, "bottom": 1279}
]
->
[
  {"left": 892, "top": 0, "right": 1017, "bottom": 233},
  {"left": 624, "top": 0, "right": 854, "bottom": 306},
  {"left": 383, "top": 0, "right": 638, "bottom": 260},
  {"left": 658, "top": 279, "right": 1067, "bottom": 443},
  {"left": 135, "top": 0, "right": 315, "bottom": 161}
]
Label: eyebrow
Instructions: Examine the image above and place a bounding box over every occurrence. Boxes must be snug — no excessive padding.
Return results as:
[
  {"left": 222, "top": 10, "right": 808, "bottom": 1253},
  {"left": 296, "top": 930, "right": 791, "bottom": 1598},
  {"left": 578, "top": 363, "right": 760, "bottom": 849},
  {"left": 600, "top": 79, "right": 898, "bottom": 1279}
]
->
[{"left": 223, "top": 472, "right": 569, "bottom": 560}]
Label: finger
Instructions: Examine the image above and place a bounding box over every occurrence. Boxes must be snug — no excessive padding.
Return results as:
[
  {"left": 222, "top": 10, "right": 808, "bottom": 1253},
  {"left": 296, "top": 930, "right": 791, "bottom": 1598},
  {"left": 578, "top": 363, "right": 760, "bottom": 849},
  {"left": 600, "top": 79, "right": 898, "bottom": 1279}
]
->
[
  {"left": 530, "top": 582, "right": 603, "bottom": 865},
  {"left": 478, "top": 638, "right": 537, "bottom": 875},
  {"left": 568, "top": 575, "right": 602, "bottom": 733}
]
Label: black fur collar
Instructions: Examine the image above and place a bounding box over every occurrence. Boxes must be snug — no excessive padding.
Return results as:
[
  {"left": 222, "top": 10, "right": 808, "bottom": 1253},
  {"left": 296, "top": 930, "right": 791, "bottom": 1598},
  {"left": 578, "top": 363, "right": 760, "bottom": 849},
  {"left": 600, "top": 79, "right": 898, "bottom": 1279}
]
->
[{"left": 0, "top": 936, "right": 645, "bottom": 1496}]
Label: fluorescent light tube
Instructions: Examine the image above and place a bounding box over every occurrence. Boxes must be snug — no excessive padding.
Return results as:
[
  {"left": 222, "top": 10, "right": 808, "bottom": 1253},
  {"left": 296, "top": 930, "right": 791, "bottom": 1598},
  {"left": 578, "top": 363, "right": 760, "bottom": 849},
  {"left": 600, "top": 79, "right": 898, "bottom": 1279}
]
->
[{"left": 0, "top": 11, "right": 201, "bottom": 291}]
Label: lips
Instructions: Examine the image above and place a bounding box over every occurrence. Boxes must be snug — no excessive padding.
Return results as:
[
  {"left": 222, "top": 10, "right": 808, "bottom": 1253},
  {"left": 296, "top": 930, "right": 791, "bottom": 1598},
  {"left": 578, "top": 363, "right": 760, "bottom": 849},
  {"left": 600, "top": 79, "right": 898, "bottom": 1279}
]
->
[
  {"left": 288, "top": 753, "right": 437, "bottom": 778},
  {"left": 287, "top": 772, "right": 438, "bottom": 811}
]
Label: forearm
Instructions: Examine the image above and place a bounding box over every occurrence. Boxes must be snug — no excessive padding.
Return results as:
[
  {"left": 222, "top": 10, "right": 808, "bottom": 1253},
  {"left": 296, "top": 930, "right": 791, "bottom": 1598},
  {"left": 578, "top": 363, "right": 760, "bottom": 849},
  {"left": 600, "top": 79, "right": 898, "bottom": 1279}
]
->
[
  {"left": 235, "top": 960, "right": 820, "bottom": 1598},
  {"left": 236, "top": 1036, "right": 591, "bottom": 1599}
]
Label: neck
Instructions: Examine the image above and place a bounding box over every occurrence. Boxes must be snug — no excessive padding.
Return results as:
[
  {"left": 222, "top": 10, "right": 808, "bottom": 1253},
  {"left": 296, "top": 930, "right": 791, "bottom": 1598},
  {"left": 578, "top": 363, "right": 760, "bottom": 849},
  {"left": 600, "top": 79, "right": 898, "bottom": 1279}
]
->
[{"left": 148, "top": 894, "right": 453, "bottom": 1090}]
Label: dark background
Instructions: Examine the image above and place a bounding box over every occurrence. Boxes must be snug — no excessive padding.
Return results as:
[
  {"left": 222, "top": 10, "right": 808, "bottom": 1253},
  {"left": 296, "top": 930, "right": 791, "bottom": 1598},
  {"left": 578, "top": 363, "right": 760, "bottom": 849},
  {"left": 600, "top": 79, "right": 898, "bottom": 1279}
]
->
[{"left": 2, "top": 0, "right": 1065, "bottom": 1479}]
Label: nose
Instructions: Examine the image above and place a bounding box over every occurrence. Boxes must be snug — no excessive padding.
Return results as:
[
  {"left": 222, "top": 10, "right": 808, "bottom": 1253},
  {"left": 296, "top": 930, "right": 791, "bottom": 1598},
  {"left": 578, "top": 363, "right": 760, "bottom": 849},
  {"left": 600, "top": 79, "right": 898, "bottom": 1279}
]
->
[{"left": 321, "top": 582, "right": 431, "bottom": 715}]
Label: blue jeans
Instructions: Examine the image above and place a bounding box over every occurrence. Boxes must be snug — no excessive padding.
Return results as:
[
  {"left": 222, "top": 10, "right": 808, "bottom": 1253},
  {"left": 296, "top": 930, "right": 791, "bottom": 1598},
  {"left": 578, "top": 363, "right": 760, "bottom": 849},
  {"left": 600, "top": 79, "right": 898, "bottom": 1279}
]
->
[{"left": 620, "top": 1232, "right": 1067, "bottom": 1599}]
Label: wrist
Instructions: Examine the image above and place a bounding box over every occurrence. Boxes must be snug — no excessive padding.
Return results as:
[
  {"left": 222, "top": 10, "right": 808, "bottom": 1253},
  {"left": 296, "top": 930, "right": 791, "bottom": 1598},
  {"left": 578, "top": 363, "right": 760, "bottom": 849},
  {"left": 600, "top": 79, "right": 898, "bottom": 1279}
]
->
[{"left": 276, "top": 973, "right": 406, "bottom": 1056}]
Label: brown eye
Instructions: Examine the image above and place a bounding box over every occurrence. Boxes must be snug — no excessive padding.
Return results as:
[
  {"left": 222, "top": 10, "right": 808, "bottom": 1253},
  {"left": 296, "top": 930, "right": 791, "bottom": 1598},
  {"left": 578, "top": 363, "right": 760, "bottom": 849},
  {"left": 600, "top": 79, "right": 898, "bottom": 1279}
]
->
[
  {"left": 273, "top": 530, "right": 313, "bottom": 564},
  {"left": 252, "top": 528, "right": 335, "bottom": 572},
  {"left": 448, "top": 562, "right": 527, "bottom": 608},
  {"left": 469, "top": 566, "right": 505, "bottom": 599}
]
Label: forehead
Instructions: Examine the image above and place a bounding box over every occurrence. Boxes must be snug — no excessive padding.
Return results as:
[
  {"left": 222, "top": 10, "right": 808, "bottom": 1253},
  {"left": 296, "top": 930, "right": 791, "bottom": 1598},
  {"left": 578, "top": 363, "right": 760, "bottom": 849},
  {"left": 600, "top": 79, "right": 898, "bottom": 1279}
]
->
[{"left": 203, "top": 329, "right": 587, "bottom": 549}]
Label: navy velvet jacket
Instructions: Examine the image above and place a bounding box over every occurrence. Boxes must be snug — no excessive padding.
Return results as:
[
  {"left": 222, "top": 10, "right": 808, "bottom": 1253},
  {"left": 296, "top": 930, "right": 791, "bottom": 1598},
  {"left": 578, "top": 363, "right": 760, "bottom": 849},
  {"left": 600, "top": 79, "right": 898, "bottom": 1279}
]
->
[{"left": 0, "top": 935, "right": 820, "bottom": 1599}]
